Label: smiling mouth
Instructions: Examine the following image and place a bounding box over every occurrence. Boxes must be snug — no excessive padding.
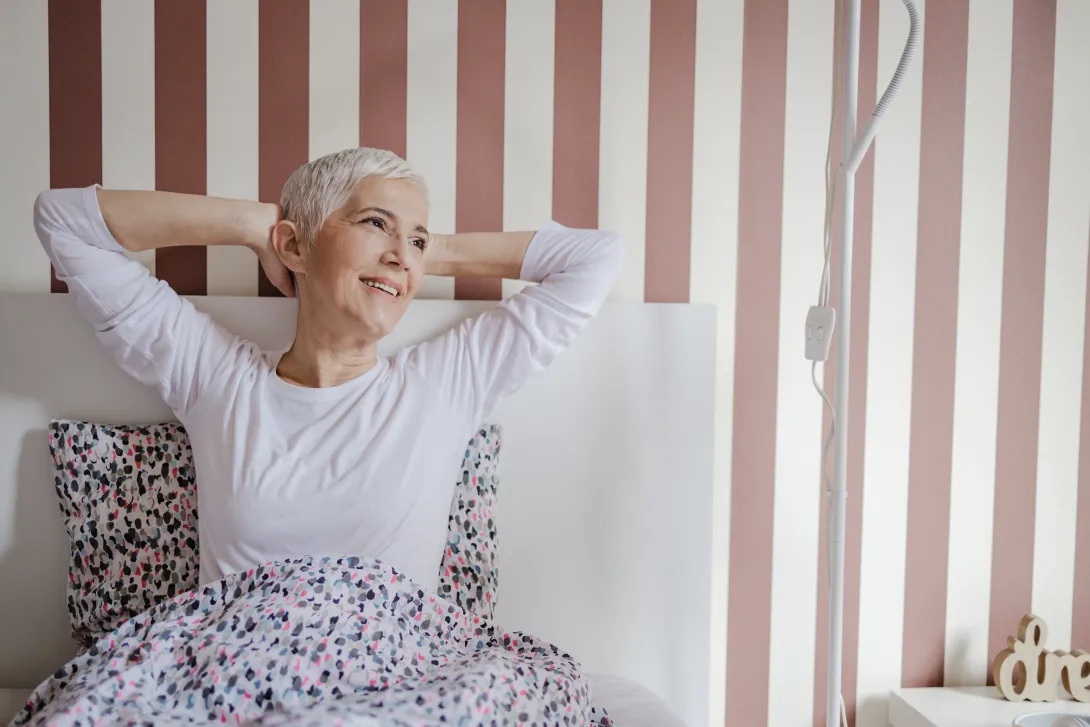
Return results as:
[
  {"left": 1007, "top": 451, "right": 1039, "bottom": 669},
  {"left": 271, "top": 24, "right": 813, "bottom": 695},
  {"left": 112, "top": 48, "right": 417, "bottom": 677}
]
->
[{"left": 360, "top": 279, "right": 401, "bottom": 297}]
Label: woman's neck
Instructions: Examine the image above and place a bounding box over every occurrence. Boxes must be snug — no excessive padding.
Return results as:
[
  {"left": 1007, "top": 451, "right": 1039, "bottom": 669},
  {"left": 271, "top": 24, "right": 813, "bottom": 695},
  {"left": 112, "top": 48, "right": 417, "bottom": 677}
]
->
[{"left": 276, "top": 310, "right": 380, "bottom": 388}]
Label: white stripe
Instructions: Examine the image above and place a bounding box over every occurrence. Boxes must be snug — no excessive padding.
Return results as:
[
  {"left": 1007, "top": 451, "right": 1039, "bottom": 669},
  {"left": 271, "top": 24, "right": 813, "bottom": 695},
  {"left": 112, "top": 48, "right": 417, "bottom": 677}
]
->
[
  {"left": 767, "top": 1, "right": 836, "bottom": 725},
  {"left": 943, "top": 0, "right": 1012, "bottom": 688},
  {"left": 206, "top": 0, "right": 260, "bottom": 296},
  {"left": 500, "top": 0, "right": 554, "bottom": 300},
  {"left": 690, "top": 0, "right": 744, "bottom": 724},
  {"left": 101, "top": 0, "right": 156, "bottom": 276},
  {"left": 309, "top": 0, "right": 360, "bottom": 161},
  {"left": 599, "top": 0, "right": 650, "bottom": 303},
  {"left": 0, "top": 2, "right": 50, "bottom": 292},
  {"left": 855, "top": 1, "right": 925, "bottom": 724},
  {"left": 406, "top": 0, "right": 456, "bottom": 300},
  {"left": 1030, "top": 0, "right": 1090, "bottom": 654}
]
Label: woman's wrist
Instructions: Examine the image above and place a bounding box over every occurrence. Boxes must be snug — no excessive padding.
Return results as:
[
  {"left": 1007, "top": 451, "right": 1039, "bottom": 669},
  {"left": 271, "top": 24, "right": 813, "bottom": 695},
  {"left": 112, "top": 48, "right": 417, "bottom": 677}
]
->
[
  {"left": 424, "top": 233, "right": 451, "bottom": 277},
  {"left": 243, "top": 202, "right": 281, "bottom": 252}
]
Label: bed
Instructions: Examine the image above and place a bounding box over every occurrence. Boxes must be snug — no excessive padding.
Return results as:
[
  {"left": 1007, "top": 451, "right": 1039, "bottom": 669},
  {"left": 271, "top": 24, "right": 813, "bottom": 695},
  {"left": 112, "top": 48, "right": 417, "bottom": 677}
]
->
[
  {"left": 0, "top": 292, "right": 715, "bottom": 726},
  {"left": 0, "top": 676, "right": 684, "bottom": 727}
]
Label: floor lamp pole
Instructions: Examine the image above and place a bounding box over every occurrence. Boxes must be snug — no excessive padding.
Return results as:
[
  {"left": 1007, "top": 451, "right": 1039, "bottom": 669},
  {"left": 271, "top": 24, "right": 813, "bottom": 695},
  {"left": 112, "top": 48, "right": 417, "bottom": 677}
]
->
[{"left": 826, "top": 0, "right": 860, "bottom": 725}]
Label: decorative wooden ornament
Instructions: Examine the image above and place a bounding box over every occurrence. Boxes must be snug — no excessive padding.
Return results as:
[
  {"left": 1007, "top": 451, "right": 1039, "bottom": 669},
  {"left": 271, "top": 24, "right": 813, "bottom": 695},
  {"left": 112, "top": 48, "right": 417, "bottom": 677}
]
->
[{"left": 991, "top": 614, "right": 1090, "bottom": 703}]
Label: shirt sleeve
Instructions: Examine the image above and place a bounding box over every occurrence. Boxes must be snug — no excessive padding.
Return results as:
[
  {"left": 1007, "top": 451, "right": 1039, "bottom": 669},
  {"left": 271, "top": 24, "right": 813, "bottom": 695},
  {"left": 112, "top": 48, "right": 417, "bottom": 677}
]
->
[
  {"left": 33, "top": 185, "right": 250, "bottom": 418},
  {"left": 404, "top": 220, "right": 626, "bottom": 425}
]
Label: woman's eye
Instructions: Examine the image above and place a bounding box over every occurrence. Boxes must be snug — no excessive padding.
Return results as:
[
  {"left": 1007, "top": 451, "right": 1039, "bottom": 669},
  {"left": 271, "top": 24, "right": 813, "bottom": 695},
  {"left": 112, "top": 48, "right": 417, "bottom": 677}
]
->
[
  {"left": 362, "top": 217, "right": 386, "bottom": 230},
  {"left": 412, "top": 238, "right": 428, "bottom": 250}
]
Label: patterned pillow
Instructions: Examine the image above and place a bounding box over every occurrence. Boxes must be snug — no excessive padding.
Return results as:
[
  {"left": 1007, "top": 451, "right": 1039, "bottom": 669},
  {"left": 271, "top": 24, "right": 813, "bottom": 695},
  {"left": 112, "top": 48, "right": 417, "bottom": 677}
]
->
[
  {"left": 48, "top": 419, "right": 503, "bottom": 647},
  {"left": 48, "top": 419, "right": 198, "bottom": 650},
  {"left": 437, "top": 424, "right": 502, "bottom": 621}
]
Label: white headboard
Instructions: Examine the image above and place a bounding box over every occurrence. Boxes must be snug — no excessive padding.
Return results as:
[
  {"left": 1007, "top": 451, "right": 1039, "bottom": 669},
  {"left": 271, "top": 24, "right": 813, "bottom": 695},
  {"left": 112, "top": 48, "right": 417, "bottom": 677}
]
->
[{"left": 0, "top": 293, "right": 716, "bottom": 726}]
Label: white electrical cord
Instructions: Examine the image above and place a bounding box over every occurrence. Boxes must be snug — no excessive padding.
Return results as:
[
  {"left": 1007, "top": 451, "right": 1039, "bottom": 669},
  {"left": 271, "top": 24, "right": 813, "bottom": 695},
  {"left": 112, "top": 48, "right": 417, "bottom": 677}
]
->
[
  {"left": 811, "top": 2, "right": 921, "bottom": 726},
  {"left": 814, "top": 0, "right": 845, "bottom": 718}
]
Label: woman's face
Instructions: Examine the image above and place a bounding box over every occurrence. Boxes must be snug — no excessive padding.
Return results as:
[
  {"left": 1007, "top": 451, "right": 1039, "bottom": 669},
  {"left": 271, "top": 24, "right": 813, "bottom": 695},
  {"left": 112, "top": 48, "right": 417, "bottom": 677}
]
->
[{"left": 300, "top": 176, "right": 430, "bottom": 342}]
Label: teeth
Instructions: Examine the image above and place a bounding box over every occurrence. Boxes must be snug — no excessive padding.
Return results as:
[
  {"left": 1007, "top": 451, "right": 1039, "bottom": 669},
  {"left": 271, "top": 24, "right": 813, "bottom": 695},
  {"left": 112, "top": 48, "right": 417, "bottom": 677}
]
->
[{"left": 362, "top": 280, "right": 398, "bottom": 297}]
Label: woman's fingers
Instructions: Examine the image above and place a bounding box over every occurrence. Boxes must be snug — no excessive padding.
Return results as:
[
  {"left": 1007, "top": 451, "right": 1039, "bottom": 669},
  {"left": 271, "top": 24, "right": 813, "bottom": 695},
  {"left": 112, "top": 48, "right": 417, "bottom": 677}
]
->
[
  {"left": 280, "top": 273, "right": 295, "bottom": 297},
  {"left": 271, "top": 265, "right": 295, "bottom": 298},
  {"left": 259, "top": 251, "right": 296, "bottom": 298}
]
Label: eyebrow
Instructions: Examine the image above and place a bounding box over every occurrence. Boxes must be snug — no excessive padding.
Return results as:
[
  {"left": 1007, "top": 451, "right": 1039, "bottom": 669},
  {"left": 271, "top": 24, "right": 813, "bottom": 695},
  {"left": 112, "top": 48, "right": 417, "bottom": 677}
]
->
[{"left": 356, "top": 206, "right": 430, "bottom": 237}]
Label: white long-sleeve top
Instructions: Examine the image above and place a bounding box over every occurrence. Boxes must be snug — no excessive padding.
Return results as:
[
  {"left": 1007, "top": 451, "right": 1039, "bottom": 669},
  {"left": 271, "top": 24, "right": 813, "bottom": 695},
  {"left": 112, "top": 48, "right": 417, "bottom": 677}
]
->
[{"left": 34, "top": 186, "right": 625, "bottom": 591}]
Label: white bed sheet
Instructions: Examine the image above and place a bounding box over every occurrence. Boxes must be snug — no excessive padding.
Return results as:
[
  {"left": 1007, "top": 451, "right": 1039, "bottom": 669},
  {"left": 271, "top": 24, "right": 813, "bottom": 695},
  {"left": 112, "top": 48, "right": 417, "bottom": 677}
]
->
[
  {"left": 2, "top": 675, "right": 684, "bottom": 726},
  {"left": 588, "top": 672, "right": 688, "bottom": 727}
]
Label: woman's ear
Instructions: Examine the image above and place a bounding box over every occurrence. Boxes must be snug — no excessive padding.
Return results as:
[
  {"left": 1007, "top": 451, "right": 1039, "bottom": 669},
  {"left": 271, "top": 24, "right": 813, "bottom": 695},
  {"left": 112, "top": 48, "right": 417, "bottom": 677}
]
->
[{"left": 271, "top": 220, "right": 306, "bottom": 275}]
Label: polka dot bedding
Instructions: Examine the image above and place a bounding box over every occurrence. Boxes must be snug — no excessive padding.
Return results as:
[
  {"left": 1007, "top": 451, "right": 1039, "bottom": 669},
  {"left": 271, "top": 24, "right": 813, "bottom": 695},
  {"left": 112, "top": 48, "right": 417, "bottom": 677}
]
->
[
  {"left": 10, "top": 556, "right": 612, "bottom": 726},
  {"left": 47, "top": 420, "right": 502, "bottom": 648},
  {"left": 48, "top": 420, "right": 199, "bottom": 650},
  {"left": 41, "top": 422, "right": 616, "bottom": 724},
  {"left": 436, "top": 425, "right": 501, "bottom": 622}
]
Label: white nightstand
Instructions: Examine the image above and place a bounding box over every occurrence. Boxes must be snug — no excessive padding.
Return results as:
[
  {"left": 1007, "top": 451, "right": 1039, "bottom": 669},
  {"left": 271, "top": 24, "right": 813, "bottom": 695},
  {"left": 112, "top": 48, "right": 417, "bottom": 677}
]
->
[{"left": 890, "top": 687, "right": 1090, "bottom": 727}]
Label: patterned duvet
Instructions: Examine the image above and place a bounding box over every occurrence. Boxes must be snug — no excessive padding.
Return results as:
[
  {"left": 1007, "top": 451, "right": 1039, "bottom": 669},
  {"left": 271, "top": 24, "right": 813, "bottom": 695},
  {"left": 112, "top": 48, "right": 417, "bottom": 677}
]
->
[{"left": 10, "top": 557, "right": 612, "bottom": 726}]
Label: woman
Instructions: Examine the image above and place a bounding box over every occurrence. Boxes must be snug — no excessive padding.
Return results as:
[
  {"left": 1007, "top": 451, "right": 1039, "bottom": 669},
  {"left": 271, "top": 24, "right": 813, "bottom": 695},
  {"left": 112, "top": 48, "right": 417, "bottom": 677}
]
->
[{"left": 34, "top": 146, "right": 625, "bottom": 594}]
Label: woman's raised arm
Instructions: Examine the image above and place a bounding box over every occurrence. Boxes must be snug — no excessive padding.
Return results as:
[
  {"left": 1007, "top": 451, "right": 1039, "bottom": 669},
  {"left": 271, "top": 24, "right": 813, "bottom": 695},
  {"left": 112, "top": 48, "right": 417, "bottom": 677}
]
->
[{"left": 33, "top": 186, "right": 275, "bottom": 417}]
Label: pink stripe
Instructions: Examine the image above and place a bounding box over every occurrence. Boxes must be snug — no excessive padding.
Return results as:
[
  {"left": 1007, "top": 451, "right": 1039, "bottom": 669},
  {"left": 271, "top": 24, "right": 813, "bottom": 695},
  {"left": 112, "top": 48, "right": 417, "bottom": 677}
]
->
[
  {"left": 454, "top": 0, "right": 505, "bottom": 301},
  {"left": 988, "top": 0, "right": 1056, "bottom": 683},
  {"left": 360, "top": 0, "right": 408, "bottom": 157},
  {"left": 812, "top": 1, "right": 880, "bottom": 723},
  {"left": 643, "top": 0, "right": 696, "bottom": 304},
  {"left": 1074, "top": 235, "right": 1090, "bottom": 652},
  {"left": 725, "top": 0, "right": 788, "bottom": 724},
  {"left": 901, "top": 0, "right": 971, "bottom": 689},
  {"left": 552, "top": 0, "right": 602, "bottom": 229},
  {"left": 258, "top": 0, "right": 309, "bottom": 298},
  {"left": 154, "top": 0, "right": 207, "bottom": 296},
  {"left": 48, "top": 0, "right": 102, "bottom": 294}
]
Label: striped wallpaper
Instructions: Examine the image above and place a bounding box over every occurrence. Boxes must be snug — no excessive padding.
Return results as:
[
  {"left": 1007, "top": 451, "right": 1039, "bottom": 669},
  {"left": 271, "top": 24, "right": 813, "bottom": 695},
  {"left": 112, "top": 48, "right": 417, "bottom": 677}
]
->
[{"left": 2, "top": 1, "right": 1089, "bottom": 726}]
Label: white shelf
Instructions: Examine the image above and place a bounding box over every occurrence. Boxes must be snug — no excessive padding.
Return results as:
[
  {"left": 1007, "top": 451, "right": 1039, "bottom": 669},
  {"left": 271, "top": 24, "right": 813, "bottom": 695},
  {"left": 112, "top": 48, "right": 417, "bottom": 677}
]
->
[{"left": 890, "top": 687, "right": 1090, "bottom": 727}]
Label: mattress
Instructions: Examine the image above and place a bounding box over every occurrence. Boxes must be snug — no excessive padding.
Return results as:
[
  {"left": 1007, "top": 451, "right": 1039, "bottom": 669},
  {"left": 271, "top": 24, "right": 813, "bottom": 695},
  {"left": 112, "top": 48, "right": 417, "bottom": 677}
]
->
[
  {"left": 2, "top": 676, "right": 684, "bottom": 726},
  {"left": 586, "top": 672, "right": 688, "bottom": 726}
]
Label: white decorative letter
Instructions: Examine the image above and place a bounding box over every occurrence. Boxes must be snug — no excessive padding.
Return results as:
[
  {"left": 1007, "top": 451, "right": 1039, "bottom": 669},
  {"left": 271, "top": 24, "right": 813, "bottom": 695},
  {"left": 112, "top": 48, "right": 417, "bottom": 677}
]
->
[
  {"left": 992, "top": 615, "right": 1060, "bottom": 702},
  {"left": 1060, "top": 650, "right": 1090, "bottom": 703}
]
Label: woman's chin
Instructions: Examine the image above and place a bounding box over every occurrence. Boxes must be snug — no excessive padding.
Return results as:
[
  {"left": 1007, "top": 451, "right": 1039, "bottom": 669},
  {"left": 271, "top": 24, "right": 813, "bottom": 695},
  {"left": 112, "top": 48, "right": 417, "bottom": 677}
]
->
[{"left": 347, "top": 306, "right": 402, "bottom": 339}]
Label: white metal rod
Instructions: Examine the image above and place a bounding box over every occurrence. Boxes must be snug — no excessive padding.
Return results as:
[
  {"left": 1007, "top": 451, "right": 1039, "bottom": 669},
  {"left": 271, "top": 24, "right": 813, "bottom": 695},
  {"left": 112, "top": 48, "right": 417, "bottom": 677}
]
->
[{"left": 826, "top": 0, "right": 860, "bottom": 723}]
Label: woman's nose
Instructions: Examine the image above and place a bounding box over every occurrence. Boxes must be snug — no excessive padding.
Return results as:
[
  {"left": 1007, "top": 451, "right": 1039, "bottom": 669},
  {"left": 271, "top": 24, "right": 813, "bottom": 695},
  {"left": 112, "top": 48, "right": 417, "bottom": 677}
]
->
[{"left": 381, "top": 238, "right": 412, "bottom": 269}]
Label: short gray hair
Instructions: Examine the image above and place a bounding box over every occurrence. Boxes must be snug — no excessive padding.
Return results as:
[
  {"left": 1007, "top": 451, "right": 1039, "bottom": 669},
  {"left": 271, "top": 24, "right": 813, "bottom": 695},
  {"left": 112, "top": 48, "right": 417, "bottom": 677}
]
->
[{"left": 279, "top": 147, "right": 428, "bottom": 247}]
